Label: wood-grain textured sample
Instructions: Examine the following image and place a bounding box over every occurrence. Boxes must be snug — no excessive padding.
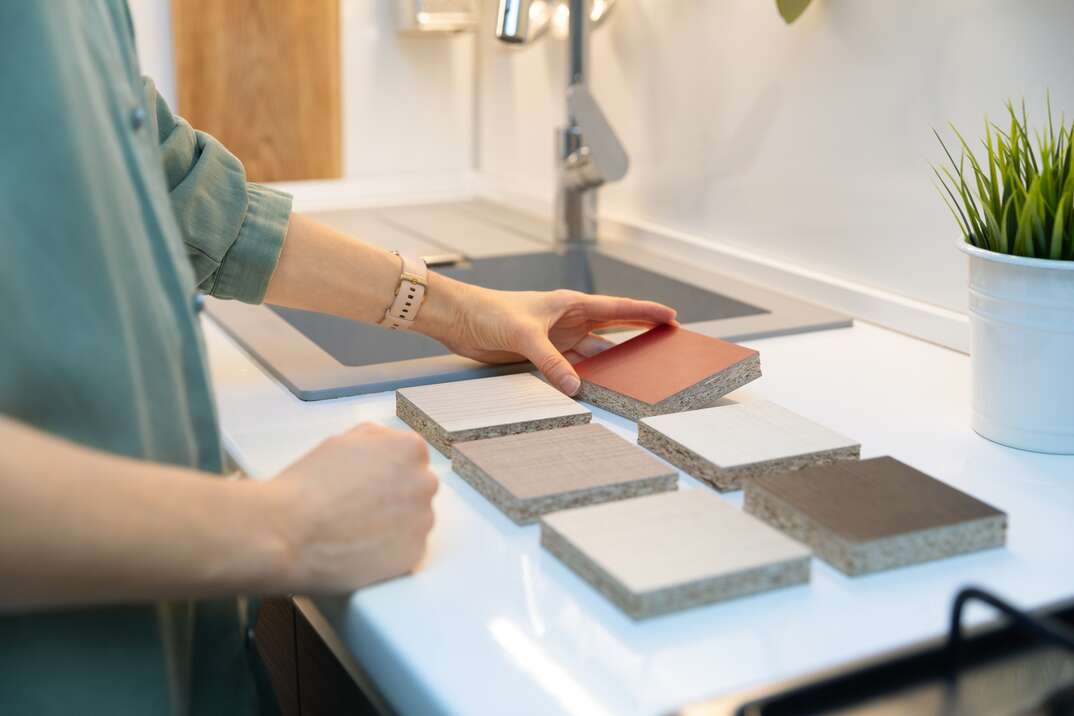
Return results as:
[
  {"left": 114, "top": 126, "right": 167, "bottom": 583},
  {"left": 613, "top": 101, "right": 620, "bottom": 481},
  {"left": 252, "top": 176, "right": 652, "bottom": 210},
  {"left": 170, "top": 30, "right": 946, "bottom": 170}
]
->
[
  {"left": 744, "top": 456, "right": 1007, "bottom": 576},
  {"left": 638, "top": 400, "right": 860, "bottom": 492},
  {"left": 541, "top": 490, "right": 811, "bottom": 619},
  {"left": 452, "top": 424, "right": 677, "bottom": 524},
  {"left": 574, "top": 325, "right": 761, "bottom": 420},
  {"left": 397, "top": 373, "right": 591, "bottom": 457},
  {"left": 173, "top": 0, "right": 341, "bottom": 181}
]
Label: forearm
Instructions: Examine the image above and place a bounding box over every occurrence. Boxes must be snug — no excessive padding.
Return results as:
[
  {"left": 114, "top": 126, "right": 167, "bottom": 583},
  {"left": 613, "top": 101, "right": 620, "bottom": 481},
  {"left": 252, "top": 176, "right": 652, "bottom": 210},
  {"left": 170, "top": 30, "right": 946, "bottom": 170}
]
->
[
  {"left": 0, "top": 417, "right": 292, "bottom": 611},
  {"left": 263, "top": 212, "right": 466, "bottom": 343},
  {"left": 262, "top": 212, "right": 676, "bottom": 394}
]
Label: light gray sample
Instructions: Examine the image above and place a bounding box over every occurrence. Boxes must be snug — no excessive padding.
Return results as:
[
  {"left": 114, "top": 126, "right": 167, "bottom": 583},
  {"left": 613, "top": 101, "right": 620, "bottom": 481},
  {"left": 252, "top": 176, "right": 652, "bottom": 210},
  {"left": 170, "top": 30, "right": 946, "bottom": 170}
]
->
[
  {"left": 638, "top": 401, "right": 860, "bottom": 491},
  {"left": 541, "top": 489, "right": 811, "bottom": 619}
]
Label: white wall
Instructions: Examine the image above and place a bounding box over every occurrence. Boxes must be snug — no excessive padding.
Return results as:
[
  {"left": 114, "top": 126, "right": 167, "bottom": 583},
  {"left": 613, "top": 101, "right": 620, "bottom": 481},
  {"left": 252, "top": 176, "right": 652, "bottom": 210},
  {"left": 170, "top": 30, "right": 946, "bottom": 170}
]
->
[
  {"left": 128, "top": 0, "right": 1074, "bottom": 327},
  {"left": 128, "top": 0, "right": 177, "bottom": 105},
  {"left": 128, "top": 0, "right": 476, "bottom": 196},
  {"left": 477, "top": 0, "right": 1074, "bottom": 315}
]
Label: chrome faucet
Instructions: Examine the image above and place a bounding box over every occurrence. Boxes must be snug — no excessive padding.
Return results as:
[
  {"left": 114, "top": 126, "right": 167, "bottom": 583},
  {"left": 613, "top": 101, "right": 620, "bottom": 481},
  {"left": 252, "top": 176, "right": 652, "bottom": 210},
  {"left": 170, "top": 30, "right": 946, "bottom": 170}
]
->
[{"left": 495, "top": 0, "right": 628, "bottom": 243}]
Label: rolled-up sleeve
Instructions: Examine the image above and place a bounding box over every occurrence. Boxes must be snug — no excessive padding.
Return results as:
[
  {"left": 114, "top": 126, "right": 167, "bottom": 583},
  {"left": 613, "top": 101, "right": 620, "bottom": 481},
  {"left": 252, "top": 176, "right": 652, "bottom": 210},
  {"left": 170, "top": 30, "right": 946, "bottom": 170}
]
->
[{"left": 145, "top": 78, "right": 292, "bottom": 303}]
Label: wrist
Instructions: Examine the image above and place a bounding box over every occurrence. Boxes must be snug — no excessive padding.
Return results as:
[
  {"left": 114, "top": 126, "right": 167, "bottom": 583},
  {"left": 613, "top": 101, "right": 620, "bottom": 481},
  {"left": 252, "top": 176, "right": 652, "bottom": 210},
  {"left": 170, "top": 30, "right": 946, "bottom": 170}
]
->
[
  {"left": 240, "top": 478, "right": 306, "bottom": 594},
  {"left": 411, "top": 271, "right": 471, "bottom": 343}
]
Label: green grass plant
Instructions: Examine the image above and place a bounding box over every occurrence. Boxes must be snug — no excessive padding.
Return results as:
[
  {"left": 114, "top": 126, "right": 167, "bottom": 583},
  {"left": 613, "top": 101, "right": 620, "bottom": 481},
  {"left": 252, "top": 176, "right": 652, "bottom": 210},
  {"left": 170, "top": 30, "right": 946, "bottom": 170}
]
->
[{"left": 935, "top": 97, "right": 1074, "bottom": 261}]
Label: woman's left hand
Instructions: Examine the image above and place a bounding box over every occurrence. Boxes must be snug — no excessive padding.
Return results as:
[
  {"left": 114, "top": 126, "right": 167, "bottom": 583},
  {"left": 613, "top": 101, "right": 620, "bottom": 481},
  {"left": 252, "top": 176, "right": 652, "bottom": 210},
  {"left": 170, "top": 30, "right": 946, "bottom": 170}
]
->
[{"left": 417, "top": 281, "right": 676, "bottom": 396}]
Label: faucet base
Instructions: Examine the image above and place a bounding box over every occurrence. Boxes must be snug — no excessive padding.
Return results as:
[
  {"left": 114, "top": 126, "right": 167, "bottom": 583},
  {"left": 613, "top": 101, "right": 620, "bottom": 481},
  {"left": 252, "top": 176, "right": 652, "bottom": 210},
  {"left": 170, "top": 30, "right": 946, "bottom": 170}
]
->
[
  {"left": 555, "top": 124, "right": 598, "bottom": 243},
  {"left": 555, "top": 186, "right": 598, "bottom": 244}
]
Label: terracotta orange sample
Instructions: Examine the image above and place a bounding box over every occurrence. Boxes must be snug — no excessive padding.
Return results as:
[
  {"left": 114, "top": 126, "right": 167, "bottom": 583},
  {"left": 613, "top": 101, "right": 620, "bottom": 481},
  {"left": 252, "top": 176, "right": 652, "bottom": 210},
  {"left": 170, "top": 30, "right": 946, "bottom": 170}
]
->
[{"left": 574, "top": 325, "right": 761, "bottom": 419}]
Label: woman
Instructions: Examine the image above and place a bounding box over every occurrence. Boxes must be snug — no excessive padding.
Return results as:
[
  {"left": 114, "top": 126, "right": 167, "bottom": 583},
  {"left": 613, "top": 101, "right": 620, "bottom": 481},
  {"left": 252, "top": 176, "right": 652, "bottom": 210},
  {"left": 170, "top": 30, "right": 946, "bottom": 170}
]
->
[{"left": 0, "top": 2, "right": 675, "bottom": 714}]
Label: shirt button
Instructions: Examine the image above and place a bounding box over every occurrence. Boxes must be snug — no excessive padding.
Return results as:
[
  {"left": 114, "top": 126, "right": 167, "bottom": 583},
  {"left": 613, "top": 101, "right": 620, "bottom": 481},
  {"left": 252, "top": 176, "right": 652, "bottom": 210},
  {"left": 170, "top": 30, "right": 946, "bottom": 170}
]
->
[
  {"left": 130, "top": 107, "right": 146, "bottom": 131},
  {"left": 193, "top": 293, "right": 205, "bottom": 314}
]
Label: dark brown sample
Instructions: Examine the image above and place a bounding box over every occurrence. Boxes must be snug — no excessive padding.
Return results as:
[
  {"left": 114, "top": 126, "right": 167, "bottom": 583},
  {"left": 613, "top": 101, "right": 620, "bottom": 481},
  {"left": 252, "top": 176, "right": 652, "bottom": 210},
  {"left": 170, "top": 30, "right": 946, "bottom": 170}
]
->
[{"left": 744, "top": 456, "right": 1007, "bottom": 575}]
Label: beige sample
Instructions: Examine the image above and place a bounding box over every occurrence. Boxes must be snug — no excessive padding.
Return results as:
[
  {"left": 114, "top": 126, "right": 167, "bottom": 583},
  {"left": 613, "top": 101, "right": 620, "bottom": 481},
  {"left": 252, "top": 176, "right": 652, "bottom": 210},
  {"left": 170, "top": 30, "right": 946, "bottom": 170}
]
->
[
  {"left": 638, "top": 401, "right": 860, "bottom": 492},
  {"left": 396, "top": 373, "right": 591, "bottom": 456},
  {"left": 452, "top": 424, "right": 677, "bottom": 524},
  {"left": 744, "top": 457, "right": 1007, "bottom": 576},
  {"left": 541, "top": 490, "right": 811, "bottom": 619}
]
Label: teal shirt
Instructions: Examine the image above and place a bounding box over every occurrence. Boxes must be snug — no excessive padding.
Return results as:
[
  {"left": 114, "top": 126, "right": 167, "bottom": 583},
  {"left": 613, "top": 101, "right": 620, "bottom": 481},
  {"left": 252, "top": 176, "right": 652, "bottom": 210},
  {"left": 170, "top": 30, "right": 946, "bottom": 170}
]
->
[{"left": 0, "top": 2, "right": 292, "bottom": 714}]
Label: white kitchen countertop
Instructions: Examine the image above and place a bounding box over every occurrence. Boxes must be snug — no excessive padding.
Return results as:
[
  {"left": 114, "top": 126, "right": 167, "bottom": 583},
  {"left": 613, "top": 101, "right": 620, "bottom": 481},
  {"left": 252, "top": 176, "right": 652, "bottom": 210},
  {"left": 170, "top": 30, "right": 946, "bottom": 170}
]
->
[{"left": 204, "top": 301, "right": 1074, "bottom": 715}]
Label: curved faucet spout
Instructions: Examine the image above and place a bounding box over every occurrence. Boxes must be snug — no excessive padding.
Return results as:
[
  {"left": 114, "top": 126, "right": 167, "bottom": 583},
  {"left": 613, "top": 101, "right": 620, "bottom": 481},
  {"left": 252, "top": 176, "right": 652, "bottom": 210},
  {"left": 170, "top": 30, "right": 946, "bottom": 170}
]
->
[
  {"left": 496, "top": 0, "right": 533, "bottom": 43},
  {"left": 495, "top": 0, "right": 628, "bottom": 243}
]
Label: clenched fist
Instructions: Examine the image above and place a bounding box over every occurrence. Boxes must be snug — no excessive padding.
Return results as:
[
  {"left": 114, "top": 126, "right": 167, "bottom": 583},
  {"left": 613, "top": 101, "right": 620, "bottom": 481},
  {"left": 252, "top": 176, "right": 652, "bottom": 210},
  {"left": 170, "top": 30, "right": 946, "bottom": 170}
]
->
[{"left": 264, "top": 422, "right": 438, "bottom": 593}]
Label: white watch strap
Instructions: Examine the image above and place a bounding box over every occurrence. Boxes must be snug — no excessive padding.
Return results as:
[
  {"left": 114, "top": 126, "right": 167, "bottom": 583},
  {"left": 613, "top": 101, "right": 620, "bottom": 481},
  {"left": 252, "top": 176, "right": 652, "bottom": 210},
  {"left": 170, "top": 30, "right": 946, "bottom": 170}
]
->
[{"left": 379, "top": 252, "right": 428, "bottom": 331}]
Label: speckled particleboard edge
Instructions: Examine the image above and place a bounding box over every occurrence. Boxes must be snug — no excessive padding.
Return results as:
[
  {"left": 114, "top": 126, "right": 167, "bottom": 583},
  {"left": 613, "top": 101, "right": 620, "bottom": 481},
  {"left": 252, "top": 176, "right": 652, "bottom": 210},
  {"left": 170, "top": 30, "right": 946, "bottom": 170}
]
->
[
  {"left": 539, "top": 517, "right": 811, "bottom": 620},
  {"left": 575, "top": 353, "right": 762, "bottom": 421},
  {"left": 743, "top": 481, "right": 1008, "bottom": 576},
  {"left": 396, "top": 391, "right": 591, "bottom": 457},
  {"left": 452, "top": 448, "right": 677, "bottom": 525},
  {"left": 637, "top": 422, "right": 860, "bottom": 492}
]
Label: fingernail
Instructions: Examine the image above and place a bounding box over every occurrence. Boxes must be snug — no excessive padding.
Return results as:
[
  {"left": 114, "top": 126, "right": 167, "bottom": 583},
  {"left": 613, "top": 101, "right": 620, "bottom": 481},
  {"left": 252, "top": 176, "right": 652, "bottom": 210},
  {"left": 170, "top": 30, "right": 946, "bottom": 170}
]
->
[{"left": 560, "top": 375, "right": 581, "bottom": 396}]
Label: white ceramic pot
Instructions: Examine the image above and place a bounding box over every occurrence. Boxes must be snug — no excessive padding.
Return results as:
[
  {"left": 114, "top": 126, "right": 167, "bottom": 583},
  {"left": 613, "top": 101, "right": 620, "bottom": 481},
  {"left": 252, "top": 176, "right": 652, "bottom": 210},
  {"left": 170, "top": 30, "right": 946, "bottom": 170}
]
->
[{"left": 962, "top": 242, "right": 1074, "bottom": 454}]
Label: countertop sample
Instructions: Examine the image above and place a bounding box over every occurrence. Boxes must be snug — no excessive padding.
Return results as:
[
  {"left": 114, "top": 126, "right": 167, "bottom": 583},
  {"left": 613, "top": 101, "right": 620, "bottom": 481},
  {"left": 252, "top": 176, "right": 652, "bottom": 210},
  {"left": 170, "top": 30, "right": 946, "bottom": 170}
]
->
[
  {"left": 396, "top": 372, "right": 591, "bottom": 456},
  {"left": 452, "top": 423, "right": 676, "bottom": 524},
  {"left": 541, "top": 489, "right": 811, "bottom": 620},
  {"left": 638, "top": 400, "right": 860, "bottom": 491},
  {"left": 575, "top": 325, "right": 758, "bottom": 405},
  {"left": 574, "top": 324, "right": 761, "bottom": 419},
  {"left": 749, "top": 456, "right": 1006, "bottom": 544},
  {"left": 204, "top": 246, "right": 1074, "bottom": 716},
  {"left": 743, "top": 456, "right": 1007, "bottom": 577}
]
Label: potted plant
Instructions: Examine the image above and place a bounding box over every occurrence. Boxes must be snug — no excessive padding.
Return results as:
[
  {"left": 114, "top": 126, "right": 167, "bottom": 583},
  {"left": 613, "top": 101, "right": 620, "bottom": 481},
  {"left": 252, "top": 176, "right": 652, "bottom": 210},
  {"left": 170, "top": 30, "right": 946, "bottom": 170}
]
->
[{"left": 935, "top": 99, "right": 1074, "bottom": 454}]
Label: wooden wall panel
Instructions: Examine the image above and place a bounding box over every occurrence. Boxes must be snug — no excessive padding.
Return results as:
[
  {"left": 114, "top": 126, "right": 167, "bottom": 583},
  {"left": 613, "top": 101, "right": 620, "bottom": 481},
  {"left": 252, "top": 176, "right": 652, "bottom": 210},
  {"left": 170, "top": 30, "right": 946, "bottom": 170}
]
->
[{"left": 172, "top": 0, "right": 341, "bottom": 182}]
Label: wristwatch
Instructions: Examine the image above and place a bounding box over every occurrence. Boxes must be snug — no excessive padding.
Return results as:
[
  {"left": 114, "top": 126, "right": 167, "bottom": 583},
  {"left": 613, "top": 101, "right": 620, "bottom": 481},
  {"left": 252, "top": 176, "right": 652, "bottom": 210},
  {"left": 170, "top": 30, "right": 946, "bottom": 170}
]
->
[{"left": 379, "top": 252, "right": 428, "bottom": 331}]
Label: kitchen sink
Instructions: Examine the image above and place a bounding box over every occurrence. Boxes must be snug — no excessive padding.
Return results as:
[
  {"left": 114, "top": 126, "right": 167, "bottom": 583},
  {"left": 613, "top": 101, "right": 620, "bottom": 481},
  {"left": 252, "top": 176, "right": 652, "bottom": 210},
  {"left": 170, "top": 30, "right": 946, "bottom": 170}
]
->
[{"left": 206, "top": 202, "right": 849, "bottom": 400}]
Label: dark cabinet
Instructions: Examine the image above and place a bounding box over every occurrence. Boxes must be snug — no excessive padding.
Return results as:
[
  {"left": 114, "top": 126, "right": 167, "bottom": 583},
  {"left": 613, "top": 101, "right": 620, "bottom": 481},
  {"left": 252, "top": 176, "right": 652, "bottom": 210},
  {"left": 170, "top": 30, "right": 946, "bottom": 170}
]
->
[{"left": 254, "top": 597, "right": 388, "bottom": 716}]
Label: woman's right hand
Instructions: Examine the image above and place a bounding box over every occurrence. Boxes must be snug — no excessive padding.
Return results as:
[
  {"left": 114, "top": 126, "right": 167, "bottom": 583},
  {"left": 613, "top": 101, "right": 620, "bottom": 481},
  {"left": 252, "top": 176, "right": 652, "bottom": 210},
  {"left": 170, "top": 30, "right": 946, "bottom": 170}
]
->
[{"left": 264, "top": 422, "right": 438, "bottom": 593}]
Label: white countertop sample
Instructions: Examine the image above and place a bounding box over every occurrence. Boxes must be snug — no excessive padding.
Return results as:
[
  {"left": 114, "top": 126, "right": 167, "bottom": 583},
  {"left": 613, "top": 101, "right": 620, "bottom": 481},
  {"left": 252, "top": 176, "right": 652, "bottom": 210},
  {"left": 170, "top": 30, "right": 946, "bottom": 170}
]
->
[
  {"left": 540, "top": 489, "right": 810, "bottom": 607},
  {"left": 639, "top": 400, "right": 860, "bottom": 469},
  {"left": 397, "top": 373, "right": 590, "bottom": 434},
  {"left": 203, "top": 311, "right": 1074, "bottom": 716}
]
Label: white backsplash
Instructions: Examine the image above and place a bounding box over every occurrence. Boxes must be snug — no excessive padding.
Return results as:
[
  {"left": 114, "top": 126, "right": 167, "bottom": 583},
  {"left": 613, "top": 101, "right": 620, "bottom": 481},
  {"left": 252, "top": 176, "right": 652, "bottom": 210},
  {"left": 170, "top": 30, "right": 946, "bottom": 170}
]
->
[
  {"left": 477, "top": 0, "right": 1074, "bottom": 314},
  {"left": 128, "top": 0, "right": 1074, "bottom": 323}
]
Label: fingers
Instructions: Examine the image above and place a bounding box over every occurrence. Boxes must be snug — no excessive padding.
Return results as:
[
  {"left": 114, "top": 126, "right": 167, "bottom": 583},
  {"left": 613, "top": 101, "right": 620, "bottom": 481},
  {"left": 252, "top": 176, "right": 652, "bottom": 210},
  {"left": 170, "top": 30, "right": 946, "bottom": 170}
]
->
[
  {"left": 563, "top": 349, "right": 585, "bottom": 365},
  {"left": 562, "top": 334, "right": 615, "bottom": 364},
  {"left": 524, "top": 334, "right": 581, "bottom": 396},
  {"left": 401, "top": 431, "right": 430, "bottom": 465},
  {"left": 572, "top": 333, "right": 615, "bottom": 358},
  {"left": 411, "top": 467, "right": 439, "bottom": 503},
  {"left": 346, "top": 422, "right": 429, "bottom": 465},
  {"left": 578, "top": 295, "right": 677, "bottom": 325}
]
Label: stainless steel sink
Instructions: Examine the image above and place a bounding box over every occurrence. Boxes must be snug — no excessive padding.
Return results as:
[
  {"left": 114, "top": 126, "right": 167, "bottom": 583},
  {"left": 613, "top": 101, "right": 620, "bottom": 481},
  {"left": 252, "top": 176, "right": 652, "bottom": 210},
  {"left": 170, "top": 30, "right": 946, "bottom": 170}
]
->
[{"left": 206, "top": 202, "right": 850, "bottom": 400}]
